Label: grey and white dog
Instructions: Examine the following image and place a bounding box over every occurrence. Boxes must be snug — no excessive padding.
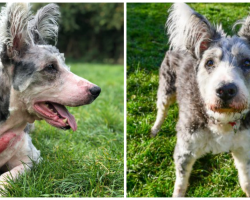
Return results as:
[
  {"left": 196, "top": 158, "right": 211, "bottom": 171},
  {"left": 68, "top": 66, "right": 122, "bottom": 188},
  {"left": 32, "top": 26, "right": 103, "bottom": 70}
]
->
[
  {"left": 151, "top": 3, "right": 250, "bottom": 197},
  {"left": 0, "top": 3, "right": 100, "bottom": 192}
]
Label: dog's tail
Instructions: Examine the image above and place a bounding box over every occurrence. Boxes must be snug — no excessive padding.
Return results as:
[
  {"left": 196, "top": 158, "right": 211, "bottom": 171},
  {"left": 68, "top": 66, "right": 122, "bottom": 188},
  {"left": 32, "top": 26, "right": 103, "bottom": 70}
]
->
[
  {"left": 151, "top": 51, "right": 177, "bottom": 137},
  {"left": 166, "top": 3, "right": 196, "bottom": 51}
]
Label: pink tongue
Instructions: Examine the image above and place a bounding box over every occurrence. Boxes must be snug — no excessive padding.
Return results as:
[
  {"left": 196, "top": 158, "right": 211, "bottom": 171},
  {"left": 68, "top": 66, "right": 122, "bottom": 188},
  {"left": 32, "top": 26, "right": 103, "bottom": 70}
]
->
[{"left": 52, "top": 103, "right": 77, "bottom": 131}]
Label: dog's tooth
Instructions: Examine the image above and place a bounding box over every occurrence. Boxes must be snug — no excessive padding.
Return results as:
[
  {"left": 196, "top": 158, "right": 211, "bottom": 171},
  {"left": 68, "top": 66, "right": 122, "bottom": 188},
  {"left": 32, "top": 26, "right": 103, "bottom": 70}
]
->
[
  {"left": 63, "top": 119, "right": 67, "bottom": 124},
  {"left": 50, "top": 109, "right": 56, "bottom": 114}
]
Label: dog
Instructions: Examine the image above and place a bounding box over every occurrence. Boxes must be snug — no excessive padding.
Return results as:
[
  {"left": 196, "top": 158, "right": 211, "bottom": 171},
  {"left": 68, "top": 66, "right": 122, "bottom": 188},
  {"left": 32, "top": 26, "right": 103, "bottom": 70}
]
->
[
  {"left": 151, "top": 3, "right": 250, "bottom": 197},
  {"left": 0, "top": 3, "right": 101, "bottom": 192}
]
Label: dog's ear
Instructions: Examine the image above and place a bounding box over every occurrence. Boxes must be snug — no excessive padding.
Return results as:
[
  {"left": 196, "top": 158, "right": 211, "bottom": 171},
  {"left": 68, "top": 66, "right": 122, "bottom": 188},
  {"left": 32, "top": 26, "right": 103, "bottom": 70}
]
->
[
  {"left": 236, "top": 16, "right": 250, "bottom": 41},
  {"left": 167, "top": 3, "right": 222, "bottom": 58},
  {"left": 28, "top": 4, "right": 60, "bottom": 45},
  {"left": 0, "top": 3, "right": 31, "bottom": 60}
]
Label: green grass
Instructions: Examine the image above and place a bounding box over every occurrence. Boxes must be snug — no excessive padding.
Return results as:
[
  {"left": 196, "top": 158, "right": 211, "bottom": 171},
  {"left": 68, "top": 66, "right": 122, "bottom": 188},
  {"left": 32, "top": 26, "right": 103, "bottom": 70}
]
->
[
  {"left": 2, "top": 63, "right": 124, "bottom": 197},
  {"left": 127, "top": 3, "right": 250, "bottom": 197}
]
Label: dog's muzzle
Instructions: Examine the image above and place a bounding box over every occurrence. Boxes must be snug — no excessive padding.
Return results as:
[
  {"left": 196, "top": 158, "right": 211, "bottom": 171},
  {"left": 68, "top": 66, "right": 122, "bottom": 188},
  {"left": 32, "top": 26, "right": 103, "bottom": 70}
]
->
[{"left": 209, "top": 82, "right": 247, "bottom": 113}]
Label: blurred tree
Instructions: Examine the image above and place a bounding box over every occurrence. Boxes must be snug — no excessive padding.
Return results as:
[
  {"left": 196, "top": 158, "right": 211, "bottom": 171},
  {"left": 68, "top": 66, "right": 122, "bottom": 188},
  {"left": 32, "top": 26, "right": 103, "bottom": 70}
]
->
[{"left": 31, "top": 3, "right": 124, "bottom": 64}]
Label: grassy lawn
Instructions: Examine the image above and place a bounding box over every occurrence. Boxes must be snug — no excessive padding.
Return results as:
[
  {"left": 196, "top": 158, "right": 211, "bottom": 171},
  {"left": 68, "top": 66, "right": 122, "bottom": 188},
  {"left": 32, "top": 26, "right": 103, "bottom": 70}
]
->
[
  {"left": 3, "top": 63, "right": 124, "bottom": 197},
  {"left": 127, "top": 3, "right": 250, "bottom": 197}
]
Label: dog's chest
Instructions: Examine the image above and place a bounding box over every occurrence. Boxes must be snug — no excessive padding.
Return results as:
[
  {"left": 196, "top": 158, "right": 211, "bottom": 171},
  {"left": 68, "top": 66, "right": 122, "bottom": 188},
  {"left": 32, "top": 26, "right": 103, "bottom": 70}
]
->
[
  {"left": 0, "top": 131, "right": 25, "bottom": 166},
  {"left": 192, "top": 124, "right": 250, "bottom": 156},
  {"left": 0, "top": 132, "right": 23, "bottom": 153}
]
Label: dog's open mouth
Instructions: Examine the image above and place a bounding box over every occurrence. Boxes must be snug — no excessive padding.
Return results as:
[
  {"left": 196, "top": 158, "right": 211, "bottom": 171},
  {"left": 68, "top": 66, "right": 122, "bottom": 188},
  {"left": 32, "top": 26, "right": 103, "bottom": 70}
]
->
[{"left": 34, "top": 102, "right": 77, "bottom": 131}]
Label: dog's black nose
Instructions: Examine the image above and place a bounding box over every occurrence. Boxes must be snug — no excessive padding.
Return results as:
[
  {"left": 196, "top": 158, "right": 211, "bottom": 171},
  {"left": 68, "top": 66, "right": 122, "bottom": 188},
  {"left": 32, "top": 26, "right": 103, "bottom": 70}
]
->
[
  {"left": 216, "top": 83, "right": 238, "bottom": 101},
  {"left": 89, "top": 86, "right": 101, "bottom": 98}
]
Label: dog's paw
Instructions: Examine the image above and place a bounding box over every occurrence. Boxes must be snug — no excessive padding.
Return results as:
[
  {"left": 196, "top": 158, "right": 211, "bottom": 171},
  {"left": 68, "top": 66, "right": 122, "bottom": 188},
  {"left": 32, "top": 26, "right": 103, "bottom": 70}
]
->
[
  {"left": 150, "top": 127, "right": 159, "bottom": 137},
  {"left": 0, "top": 181, "right": 9, "bottom": 197},
  {"left": 172, "top": 188, "right": 186, "bottom": 197}
]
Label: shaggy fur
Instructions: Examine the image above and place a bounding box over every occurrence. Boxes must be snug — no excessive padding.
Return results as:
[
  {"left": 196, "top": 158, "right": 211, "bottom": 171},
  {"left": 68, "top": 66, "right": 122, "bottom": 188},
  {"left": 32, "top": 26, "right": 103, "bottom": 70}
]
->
[
  {"left": 0, "top": 3, "right": 101, "bottom": 194},
  {"left": 151, "top": 3, "right": 250, "bottom": 197}
]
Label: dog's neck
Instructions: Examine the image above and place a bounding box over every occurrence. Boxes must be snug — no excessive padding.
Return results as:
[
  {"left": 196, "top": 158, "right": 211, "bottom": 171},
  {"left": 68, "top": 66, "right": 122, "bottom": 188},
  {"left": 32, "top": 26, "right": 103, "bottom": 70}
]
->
[
  {"left": 207, "top": 113, "right": 246, "bottom": 135},
  {"left": 208, "top": 116, "right": 242, "bottom": 126},
  {"left": 0, "top": 105, "right": 36, "bottom": 136},
  {"left": 0, "top": 70, "right": 36, "bottom": 136},
  {"left": 207, "top": 118, "right": 239, "bottom": 135},
  {"left": 0, "top": 65, "right": 11, "bottom": 123}
]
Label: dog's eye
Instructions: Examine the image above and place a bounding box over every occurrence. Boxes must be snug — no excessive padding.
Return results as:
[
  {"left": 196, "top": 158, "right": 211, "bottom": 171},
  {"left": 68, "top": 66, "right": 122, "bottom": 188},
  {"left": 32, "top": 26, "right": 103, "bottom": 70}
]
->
[
  {"left": 243, "top": 59, "right": 250, "bottom": 68},
  {"left": 44, "top": 64, "right": 57, "bottom": 73},
  {"left": 205, "top": 60, "right": 214, "bottom": 68}
]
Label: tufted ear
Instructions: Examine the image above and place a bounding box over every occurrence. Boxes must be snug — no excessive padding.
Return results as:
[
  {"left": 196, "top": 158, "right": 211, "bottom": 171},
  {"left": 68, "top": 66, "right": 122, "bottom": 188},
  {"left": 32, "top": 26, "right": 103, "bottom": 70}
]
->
[
  {"left": 28, "top": 4, "right": 60, "bottom": 45},
  {"left": 0, "top": 3, "right": 31, "bottom": 59},
  {"left": 236, "top": 15, "right": 250, "bottom": 41},
  {"left": 166, "top": 3, "right": 222, "bottom": 58}
]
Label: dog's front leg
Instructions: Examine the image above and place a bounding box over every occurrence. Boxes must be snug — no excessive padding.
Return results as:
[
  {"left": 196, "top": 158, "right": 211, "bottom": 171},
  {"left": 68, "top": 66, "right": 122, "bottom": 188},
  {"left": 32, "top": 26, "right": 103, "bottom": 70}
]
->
[
  {"left": 232, "top": 148, "right": 250, "bottom": 197},
  {"left": 173, "top": 141, "right": 197, "bottom": 197},
  {"left": 0, "top": 164, "right": 29, "bottom": 193}
]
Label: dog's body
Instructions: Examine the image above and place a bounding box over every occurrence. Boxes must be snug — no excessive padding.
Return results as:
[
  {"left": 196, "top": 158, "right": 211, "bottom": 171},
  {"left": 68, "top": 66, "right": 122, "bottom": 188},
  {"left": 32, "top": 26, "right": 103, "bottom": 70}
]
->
[
  {"left": 0, "top": 3, "right": 100, "bottom": 192},
  {"left": 151, "top": 3, "right": 250, "bottom": 197}
]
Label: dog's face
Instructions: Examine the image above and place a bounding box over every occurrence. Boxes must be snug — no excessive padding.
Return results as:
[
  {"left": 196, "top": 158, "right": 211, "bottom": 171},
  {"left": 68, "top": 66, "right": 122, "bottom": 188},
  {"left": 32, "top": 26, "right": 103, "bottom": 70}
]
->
[
  {"left": 11, "top": 45, "right": 100, "bottom": 131},
  {"left": 197, "top": 37, "right": 250, "bottom": 122},
  {"left": 0, "top": 3, "right": 100, "bottom": 130},
  {"left": 167, "top": 3, "right": 250, "bottom": 123}
]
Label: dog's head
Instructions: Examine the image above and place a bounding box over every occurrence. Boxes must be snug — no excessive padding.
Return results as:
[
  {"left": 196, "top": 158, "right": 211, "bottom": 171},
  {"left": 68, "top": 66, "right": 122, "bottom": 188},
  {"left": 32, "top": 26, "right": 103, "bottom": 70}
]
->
[
  {"left": 167, "top": 3, "right": 250, "bottom": 123},
  {"left": 0, "top": 3, "right": 101, "bottom": 130}
]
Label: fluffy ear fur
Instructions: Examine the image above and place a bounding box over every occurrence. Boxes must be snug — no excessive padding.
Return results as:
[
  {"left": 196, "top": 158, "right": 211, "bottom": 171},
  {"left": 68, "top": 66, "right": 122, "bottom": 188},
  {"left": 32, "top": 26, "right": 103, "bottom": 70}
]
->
[
  {"left": 166, "top": 3, "right": 222, "bottom": 58},
  {"left": 28, "top": 4, "right": 60, "bottom": 45},
  {"left": 236, "top": 15, "right": 250, "bottom": 40},
  {"left": 0, "top": 3, "right": 31, "bottom": 59}
]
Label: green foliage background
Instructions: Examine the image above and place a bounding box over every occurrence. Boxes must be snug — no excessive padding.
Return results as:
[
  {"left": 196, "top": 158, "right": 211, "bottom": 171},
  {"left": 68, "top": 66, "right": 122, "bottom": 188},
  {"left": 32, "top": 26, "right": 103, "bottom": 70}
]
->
[{"left": 31, "top": 3, "right": 124, "bottom": 64}]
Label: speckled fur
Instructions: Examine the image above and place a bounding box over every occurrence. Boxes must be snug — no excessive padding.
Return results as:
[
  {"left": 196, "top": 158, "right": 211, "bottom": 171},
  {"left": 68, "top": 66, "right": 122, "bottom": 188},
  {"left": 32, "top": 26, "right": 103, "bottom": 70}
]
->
[
  {"left": 151, "top": 3, "right": 250, "bottom": 197},
  {"left": 0, "top": 3, "right": 100, "bottom": 194}
]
